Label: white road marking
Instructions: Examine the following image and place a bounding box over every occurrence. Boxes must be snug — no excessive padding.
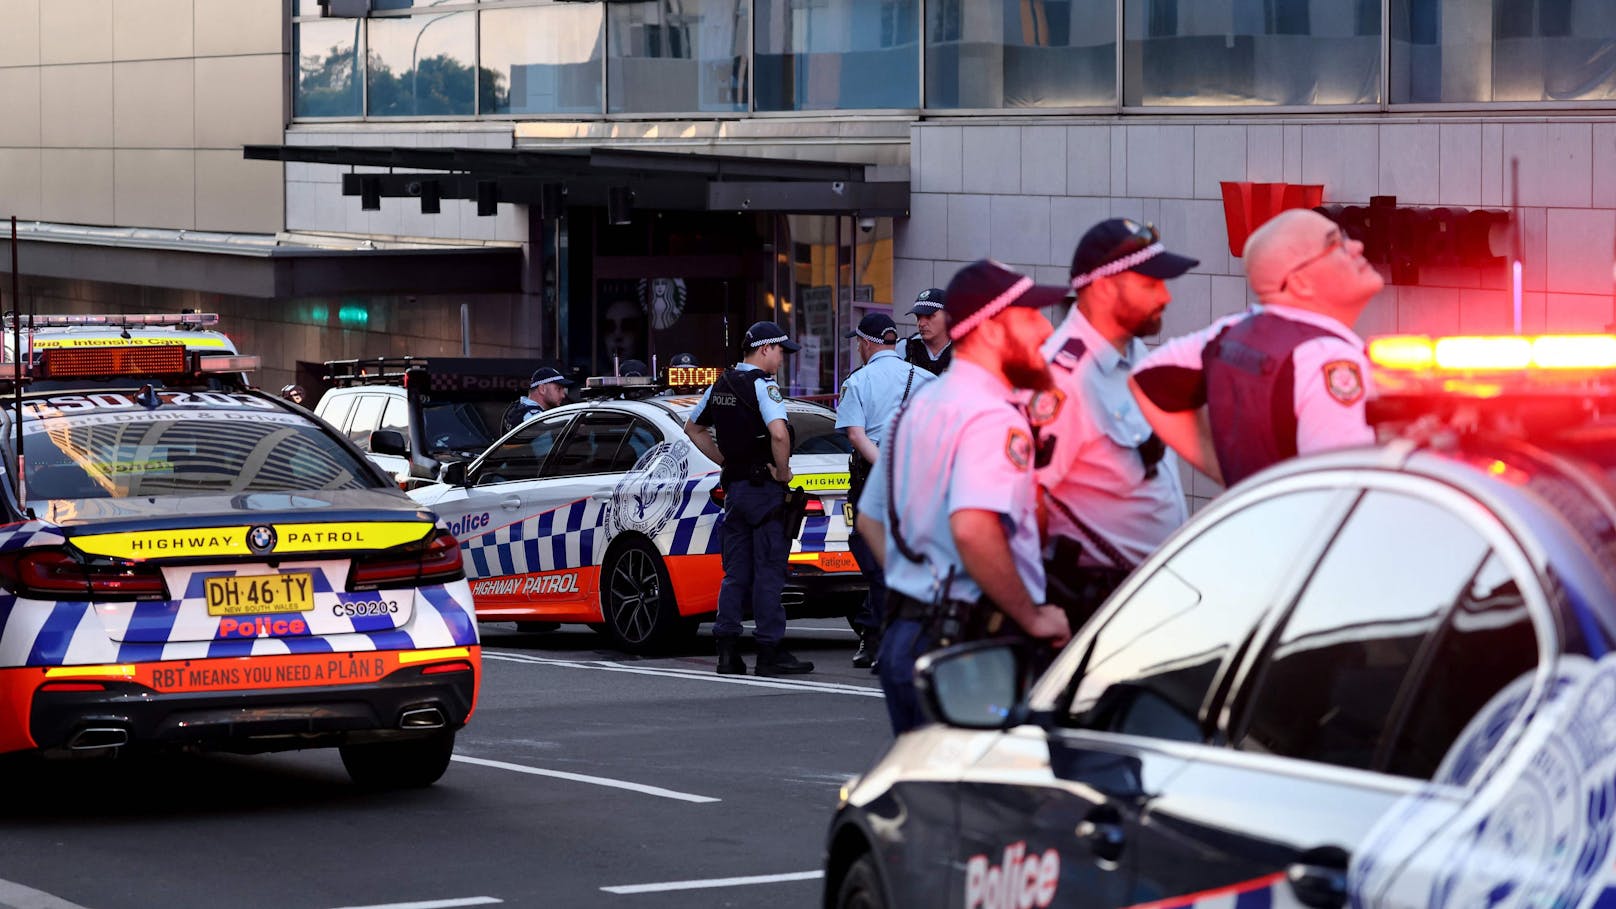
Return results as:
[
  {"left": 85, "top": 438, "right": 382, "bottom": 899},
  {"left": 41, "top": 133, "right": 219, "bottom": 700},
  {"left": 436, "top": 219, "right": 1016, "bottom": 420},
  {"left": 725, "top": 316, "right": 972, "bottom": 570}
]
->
[
  {"left": 451, "top": 754, "right": 720, "bottom": 803},
  {"left": 324, "top": 892, "right": 500, "bottom": 899},
  {"left": 483, "top": 651, "right": 884, "bottom": 698},
  {"left": 601, "top": 871, "right": 824, "bottom": 895},
  {"left": 0, "top": 878, "right": 95, "bottom": 909}
]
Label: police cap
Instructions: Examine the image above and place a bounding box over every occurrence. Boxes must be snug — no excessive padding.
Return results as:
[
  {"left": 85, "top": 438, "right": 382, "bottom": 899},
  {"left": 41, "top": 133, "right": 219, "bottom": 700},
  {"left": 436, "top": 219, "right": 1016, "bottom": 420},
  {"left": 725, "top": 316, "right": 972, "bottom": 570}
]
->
[
  {"left": 845, "top": 312, "right": 899, "bottom": 344},
  {"left": 529, "top": 367, "right": 575, "bottom": 388},
  {"left": 744, "top": 321, "right": 802, "bottom": 353},
  {"left": 943, "top": 260, "right": 1067, "bottom": 342},
  {"left": 906, "top": 288, "right": 945, "bottom": 316}
]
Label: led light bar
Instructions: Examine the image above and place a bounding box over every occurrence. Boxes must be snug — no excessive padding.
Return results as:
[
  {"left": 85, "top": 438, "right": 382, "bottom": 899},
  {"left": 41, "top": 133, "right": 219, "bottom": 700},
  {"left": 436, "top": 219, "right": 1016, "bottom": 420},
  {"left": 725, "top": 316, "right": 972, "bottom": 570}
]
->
[
  {"left": 1370, "top": 334, "right": 1616, "bottom": 372},
  {"left": 16, "top": 313, "right": 219, "bottom": 329},
  {"left": 668, "top": 366, "right": 721, "bottom": 387},
  {"left": 196, "top": 354, "right": 260, "bottom": 373},
  {"left": 586, "top": 376, "right": 657, "bottom": 388},
  {"left": 39, "top": 344, "right": 187, "bottom": 378}
]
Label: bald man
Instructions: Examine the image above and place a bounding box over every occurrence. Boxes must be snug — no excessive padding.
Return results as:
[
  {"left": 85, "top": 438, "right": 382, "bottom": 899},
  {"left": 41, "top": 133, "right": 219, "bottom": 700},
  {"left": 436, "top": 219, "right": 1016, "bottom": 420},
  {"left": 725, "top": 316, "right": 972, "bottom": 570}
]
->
[{"left": 1129, "top": 208, "right": 1385, "bottom": 488}]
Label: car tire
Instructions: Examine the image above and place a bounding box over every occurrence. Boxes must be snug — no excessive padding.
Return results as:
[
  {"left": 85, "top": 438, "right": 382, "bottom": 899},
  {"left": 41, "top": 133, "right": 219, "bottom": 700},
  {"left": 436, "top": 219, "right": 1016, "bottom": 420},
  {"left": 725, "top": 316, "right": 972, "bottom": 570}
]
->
[
  {"left": 835, "top": 854, "right": 887, "bottom": 909},
  {"left": 599, "top": 538, "right": 690, "bottom": 654},
  {"left": 339, "top": 731, "right": 455, "bottom": 789}
]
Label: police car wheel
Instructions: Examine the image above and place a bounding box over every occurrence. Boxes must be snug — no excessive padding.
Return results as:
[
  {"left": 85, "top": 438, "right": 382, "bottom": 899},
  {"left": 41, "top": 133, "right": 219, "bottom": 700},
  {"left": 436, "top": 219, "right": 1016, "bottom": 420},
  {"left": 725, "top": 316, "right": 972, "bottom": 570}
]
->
[
  {"left": 339, "top": 730, "right": 456, "bottom": 789},
  {"left": 835, "top": 854, "right": 887, "bottom": 909},
  {"left": 600, "top": 539, "right": 691, "bottom": 654}
]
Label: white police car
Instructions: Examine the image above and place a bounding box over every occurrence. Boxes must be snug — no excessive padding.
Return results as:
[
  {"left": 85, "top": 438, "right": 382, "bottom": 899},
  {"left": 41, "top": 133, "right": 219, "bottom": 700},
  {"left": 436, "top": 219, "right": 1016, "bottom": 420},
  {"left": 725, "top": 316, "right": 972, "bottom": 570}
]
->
[
  {"left": 409, "top": 374, "right": 864, "bottom": 653},
  {"left": 826, "top": 332, "right": 1616, "bottom": 908}
]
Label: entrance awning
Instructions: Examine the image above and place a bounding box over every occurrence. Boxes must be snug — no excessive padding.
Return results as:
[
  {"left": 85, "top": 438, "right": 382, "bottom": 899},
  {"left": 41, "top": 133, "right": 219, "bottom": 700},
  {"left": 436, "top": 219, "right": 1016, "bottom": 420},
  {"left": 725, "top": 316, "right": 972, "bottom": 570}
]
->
[
  {"left": 242, "top": 145, "right": 911, "bottom": 217},
  {"left": 0, "top": 222, "right": 522, "bottom": 299}
]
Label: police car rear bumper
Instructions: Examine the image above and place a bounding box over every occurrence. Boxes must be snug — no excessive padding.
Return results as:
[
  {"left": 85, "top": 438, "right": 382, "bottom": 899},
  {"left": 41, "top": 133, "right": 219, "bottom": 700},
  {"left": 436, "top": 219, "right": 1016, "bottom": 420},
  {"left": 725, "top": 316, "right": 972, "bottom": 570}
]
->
[
  {"left": 29, "top": 667, "right": 475, "bottom": 755},
  {"left": 783, "top": 574, "right": 867, "bottom": 617}
]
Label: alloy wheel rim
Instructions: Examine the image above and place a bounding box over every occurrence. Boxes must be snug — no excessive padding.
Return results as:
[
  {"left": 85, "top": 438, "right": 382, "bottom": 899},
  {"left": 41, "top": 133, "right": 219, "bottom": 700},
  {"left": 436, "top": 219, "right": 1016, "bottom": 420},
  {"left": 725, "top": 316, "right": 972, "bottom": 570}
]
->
[{"left": 609, "top": 549, "right": 660, "bottom": 643}]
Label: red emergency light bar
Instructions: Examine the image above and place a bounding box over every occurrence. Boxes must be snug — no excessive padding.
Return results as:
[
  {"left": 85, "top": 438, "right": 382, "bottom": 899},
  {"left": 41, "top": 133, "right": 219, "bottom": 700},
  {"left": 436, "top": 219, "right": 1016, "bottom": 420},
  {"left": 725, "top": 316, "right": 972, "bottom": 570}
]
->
[
  {"left": 16, "top": 313, "right": 219, "bottom": 329},
  {"left": 1370, "top": 334, "right": 1616, "bottom": 373}
]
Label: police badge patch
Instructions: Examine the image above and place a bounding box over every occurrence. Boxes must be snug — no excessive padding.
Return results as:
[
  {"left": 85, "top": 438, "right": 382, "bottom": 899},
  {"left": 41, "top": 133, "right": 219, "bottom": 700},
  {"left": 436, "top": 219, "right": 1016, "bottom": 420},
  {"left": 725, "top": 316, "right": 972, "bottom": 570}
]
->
[
  {"left": 767, "top": 385, "right": 784, "bottom": 403},
  {"left": 1025, "top": 390, "right": 1065, "bottom": 428},
  {"left": 1005, "top": 429, "right": 1033, "bottom": 471},
  {"left": 1322, "top": 360, "right": 1364, "bottom": 405}
]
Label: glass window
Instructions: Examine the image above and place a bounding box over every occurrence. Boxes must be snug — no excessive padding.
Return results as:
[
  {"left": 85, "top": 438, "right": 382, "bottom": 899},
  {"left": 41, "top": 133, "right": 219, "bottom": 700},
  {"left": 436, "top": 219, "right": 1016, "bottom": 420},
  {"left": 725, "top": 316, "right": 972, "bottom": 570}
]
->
[
  {"left": 316, "top": 391, "right": 358, "bottom": 436},
  {"left": 366, "top": 11, "right": 477, "bottom": 116},
  {"left": 347, "top": 394, "right": 387, "bottom": 448},
  {"left": 788, "top": 409, "right": 852, "bottom": 455},
  {"left": 755, "top": 0, "right": 920, "bottom": 111},
  {"left": 1391, "top": 0, "right": 1616, "bottom": 103},
  {"left": 1067, "top": 490, "right": 1341, "bottom": 741},
  {"left": 1237, "top": 491, "right": 1494, "bottom": 773},
  {"left": 1387, "top": 554, "right": 1537, "bottom": 783},
  {"left": 926, "top": 0, "right": 1116, "bottom": 108},
  {"left": 612, "top": 419, "right": 664, "bottom": 471},
  {"left": 475, "top": 415, "right": 572, "bottom": 485},
  {"left": 548, "top": 414, "right": 634, "bottom": 477},
  {"left": 422, "top": 399, "right": 508, "bottom": 456},
  {"left": 480, "top": 4, "right": 604, "bottom": 115},
  {"left": 1123, "top": 0, "right": 1382, "bottom": 106},
  {"left": 608, "top": 0, "right": 749, "bottom": 113},
  {"left": 295, "top": 19, "right": 362, "bottom": 117},
  {"left": 381, "top": 397, "right": 410, "bottom": 440}
]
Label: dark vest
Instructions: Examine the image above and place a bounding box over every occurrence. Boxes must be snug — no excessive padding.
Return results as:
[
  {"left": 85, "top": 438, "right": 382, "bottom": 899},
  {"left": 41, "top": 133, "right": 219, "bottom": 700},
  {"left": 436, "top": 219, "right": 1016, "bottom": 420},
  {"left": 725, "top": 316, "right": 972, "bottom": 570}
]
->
[
  {"left": 501, "top": 397, "right": 543, "bottom": 432},
  {"left": 1203, "top": 312, "right": 1346, "bottom": 487},
  {"left": 905, "top": 335, "right": 951, "bottom": 375},
  {"left": 696, "top": 367, "right": 775, "bottom": 484}
]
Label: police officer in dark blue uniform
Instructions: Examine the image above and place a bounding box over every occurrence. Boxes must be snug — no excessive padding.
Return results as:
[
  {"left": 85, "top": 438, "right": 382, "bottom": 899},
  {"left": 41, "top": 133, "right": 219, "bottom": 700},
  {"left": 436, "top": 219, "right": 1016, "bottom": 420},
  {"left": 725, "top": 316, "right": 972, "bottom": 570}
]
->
[
  {"left": 685, "top": 322, "right": 815, "bottom": 677},
  {"left": 903, "top": 288, "right": 953, "bottom": 375}
]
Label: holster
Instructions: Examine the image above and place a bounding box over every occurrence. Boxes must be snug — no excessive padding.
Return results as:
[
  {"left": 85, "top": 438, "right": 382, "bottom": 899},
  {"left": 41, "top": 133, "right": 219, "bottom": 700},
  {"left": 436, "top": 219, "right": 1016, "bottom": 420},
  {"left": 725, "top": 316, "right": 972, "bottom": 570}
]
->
[
  {"left": 846, "top": 453, "right": 873, "bottom": 522},
  {"left": 1044, "top": 536, "right": 1131, "bottom": 630},
  {"left": 780, "top": 486, "right": 810, "bottom": 540}
]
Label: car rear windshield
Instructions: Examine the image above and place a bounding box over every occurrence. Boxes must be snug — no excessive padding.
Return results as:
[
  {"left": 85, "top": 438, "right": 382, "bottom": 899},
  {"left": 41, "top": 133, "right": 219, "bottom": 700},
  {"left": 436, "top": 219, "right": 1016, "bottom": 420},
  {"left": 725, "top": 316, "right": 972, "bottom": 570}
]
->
[
  {"left": 15, "top": 395, "right": 380, "bottom": 501},
  {"left": 787, "top": 409, "right": 851, "bottom": 455}
]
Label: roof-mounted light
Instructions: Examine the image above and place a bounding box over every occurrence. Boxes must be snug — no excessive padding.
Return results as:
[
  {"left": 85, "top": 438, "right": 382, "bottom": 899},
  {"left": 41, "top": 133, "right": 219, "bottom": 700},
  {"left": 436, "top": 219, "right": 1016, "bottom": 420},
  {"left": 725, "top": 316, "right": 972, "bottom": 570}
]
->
[
  {"left": 39, "top": 345, "right": 188, "bottom": 378},
  {"left": 667, "top": 366, "right": 721, "bottom": 388},
  {"left": 196, "top": 354, "right": 259, "bottom": 373},
  {"left": 15, "top": 312, "right": 219, "bottom": 329},
  {"left": 1370, "top": 334, "right": 1616, "bottom": 373}
]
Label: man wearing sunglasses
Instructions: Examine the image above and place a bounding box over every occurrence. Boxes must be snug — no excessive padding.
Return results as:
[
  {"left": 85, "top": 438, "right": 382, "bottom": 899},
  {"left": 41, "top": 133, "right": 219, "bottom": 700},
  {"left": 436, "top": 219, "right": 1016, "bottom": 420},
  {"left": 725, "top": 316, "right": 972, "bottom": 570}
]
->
[
  {"left": 1034, "top": 218, "right": 1199, "bottom": 625},
  {"left": 1130, "top": 208, "right": 1385, "bottom": 488}
]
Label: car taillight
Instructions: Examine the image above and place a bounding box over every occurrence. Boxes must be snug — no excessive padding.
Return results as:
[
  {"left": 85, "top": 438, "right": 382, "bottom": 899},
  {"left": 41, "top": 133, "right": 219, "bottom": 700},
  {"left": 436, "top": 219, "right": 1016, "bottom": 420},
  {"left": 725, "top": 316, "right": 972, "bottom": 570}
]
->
[
  {"left": 804, "top": 498, "right": 824, "bottom": 515},
  {"left": 348, "top": 528, "right": 464, "bottom": 591},
  {"left": 0, "top": 548, "right": 167, "bottom": 600}
]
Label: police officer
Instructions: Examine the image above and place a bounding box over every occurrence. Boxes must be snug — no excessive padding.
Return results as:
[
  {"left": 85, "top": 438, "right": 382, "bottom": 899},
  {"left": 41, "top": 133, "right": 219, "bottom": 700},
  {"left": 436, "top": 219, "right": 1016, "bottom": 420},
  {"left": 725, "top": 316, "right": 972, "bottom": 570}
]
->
[
  {"left": 1131, "top": 208, "right": 1383, "bottom": 488},
  {"left": 668, "top": 352, "right": 697, "bottom": 368},
  {"left": 501, "top": 367, "right": 573, "bottom": 432},
  {"left": 1037, "top": 219, "right": 1198, "bottom": 622},
  {"left": 685, "top": 321, "right": 815, "bottom": 677},
  {"left": 836, "top": 312, "right": 934, "bottom": 669},
  {"left": 618, "top": 358, "right": 649, "bottom": 377},
  {"left": 903, "top": 288, "right": 953, "bottom": 375},
  {"left": 857, "top": 261, "right": 1073, "bottom": 735}
]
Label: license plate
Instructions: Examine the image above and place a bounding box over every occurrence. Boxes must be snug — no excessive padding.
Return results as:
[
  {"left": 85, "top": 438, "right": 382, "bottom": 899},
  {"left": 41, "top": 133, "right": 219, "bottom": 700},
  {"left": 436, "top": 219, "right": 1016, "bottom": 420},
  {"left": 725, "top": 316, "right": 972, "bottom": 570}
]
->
[
  {"left": 843, "top": 502, "right": 855, "bottom": 524},
  {"left": 205, "top": 573, "right": 316, "bottom": 616},
  {"left": 818, "top": 551, "right": 859, "bottom": 573}
]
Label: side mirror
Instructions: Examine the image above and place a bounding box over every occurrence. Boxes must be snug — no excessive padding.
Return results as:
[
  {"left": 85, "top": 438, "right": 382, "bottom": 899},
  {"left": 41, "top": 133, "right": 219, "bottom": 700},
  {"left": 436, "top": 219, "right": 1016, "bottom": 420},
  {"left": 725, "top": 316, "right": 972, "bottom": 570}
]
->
[
  {"left": 438, "top": 461, "right": 469, "bottom": 487},
  {"left": 369, "top": 429, "right": 408, "bottom": 457},
  {"left": 915, "top": 640, "right": 1028, "bottom": 730}
]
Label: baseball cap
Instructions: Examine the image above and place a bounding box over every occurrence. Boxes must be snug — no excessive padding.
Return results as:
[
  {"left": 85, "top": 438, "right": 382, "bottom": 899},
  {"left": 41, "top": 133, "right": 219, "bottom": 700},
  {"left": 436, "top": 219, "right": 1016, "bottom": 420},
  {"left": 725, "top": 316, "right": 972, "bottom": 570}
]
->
[
  {"left": 944, "top": 260, "right": 1067, "bottom": 342},
  {"left": 1242, "top": 208, "right": 1343, "bottom": 302},
  {"left": 669, "top": 352, "right": 697, "bottom": 368},
  {"left": 907, "top": 287, "right": 946, "bottom": 316},
  {"left": 1069, "top": 218, "right": 1199, "bottom": 290},
  {"left": 529, "top": 367, "right": 574, "bottom": 388},
  {"left": 744, "top": 321, "right": 802, "bottom": 353},
  {"left": 845, "top": 312, "right": 899, "bottom": 343},
  {"left": 617, "top": 359, "right": 648, "bottom": 377}
]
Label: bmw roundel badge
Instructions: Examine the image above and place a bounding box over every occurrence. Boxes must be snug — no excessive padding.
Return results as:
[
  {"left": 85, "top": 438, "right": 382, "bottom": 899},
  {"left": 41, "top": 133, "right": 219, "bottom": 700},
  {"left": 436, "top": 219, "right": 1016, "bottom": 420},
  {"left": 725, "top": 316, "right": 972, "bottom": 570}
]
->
[{"left": 247, "top": 525, "right": 277, "bottom": 555}]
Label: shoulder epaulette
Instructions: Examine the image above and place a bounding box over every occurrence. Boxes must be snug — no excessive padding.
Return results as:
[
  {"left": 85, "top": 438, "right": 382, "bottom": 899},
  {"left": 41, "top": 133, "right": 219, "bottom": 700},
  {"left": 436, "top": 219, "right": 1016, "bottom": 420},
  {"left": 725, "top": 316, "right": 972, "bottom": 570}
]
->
[{"left": 1051, "top": 337, "right": 1087, "bottom": 372}]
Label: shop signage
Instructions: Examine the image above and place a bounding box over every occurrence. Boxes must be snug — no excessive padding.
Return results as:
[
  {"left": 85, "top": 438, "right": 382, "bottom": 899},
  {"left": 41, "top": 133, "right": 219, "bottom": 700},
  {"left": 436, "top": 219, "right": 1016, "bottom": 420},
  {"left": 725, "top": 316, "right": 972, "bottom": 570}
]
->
[{"left": 1315, "top": 196, "right": 1512, "bottom": 285}]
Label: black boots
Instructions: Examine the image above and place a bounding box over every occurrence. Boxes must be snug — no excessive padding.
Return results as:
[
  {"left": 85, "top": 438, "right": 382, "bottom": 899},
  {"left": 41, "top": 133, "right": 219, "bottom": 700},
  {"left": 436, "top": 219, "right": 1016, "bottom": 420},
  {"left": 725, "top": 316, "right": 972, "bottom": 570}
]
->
[
  {"left": 715, "top": 636, "right": 747, "bottom": 675},
  {"left": 755, "top": 643, "right": 814, "bottom": 676},
  {"left": 851, "top": 630, "right": 879, "bottom": 669}
]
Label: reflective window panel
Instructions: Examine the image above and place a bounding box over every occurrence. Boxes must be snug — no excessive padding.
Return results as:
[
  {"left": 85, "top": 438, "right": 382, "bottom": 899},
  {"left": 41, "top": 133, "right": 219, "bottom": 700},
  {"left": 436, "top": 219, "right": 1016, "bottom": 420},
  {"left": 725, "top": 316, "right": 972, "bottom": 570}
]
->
[
  {"left": 1123, "top": 0, "right": 1381, "bottom": 106},
  {"left": 1392, "top": 0, "right": 1616, "bottom": 102},
  {"left": 295, "top": 20, "right": 362, "bottom": 117},
  {"left": 608, "top": 0, "right": 749, "bottom": 113},
  {"left": 926, "top": 0, "right": 1116, "bottom": 108},
  {"left": 366, "top": 11, "right": 477, "bottom": 116},
  {"left": 480, "top": 4, "right": 605, "bottom": 115},
  {"left": 755, "top": 0, "right": 920, "bottom": 110}
]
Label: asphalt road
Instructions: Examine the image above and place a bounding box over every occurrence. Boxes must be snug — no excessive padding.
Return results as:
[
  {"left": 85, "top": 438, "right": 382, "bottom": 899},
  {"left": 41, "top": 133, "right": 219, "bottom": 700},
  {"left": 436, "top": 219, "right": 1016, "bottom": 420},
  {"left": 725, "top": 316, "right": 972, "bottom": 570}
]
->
[{"left": 0, "top": 620, "right": 892, "bottom": 909}]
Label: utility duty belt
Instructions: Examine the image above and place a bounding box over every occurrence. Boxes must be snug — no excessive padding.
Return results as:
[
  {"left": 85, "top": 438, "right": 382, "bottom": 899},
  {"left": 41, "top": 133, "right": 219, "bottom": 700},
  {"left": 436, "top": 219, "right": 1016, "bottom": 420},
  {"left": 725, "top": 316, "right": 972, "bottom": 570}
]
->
[
  {"left": 889, "top": 590, "right": 1006, "bottom": 649},
  {"left": 846, "top": 453, "right": 873, "bottom": 522}
]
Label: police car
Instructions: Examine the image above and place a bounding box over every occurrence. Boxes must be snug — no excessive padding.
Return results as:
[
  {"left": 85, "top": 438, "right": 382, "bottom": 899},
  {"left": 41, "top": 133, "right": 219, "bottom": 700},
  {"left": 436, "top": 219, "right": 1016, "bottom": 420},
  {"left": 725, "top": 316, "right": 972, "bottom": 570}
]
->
[
  {"left": 825, "top": 332, "right": 1616, "bottom": 908},
  {"left": 0, "top": 322, "right": 479, "bottom": 788},
  {"left": 409, "top": 370, "right": 864, "bottom": 653}
]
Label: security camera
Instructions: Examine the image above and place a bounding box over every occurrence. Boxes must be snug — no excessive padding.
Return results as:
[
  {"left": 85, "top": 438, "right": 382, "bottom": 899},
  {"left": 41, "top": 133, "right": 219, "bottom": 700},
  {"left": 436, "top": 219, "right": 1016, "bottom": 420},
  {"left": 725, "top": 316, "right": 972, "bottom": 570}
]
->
[{"left": 858, "top": 217, "right": 876, "bottom": 233}]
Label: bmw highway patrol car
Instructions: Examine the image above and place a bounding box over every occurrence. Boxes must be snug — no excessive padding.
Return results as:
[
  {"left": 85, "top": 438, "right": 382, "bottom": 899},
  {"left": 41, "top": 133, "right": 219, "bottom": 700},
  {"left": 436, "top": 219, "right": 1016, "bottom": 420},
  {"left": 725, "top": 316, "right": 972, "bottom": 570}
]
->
[
  {"left": 410, "top": 371, "right": 863, "bottom": 653},
  {"left": 0, "top": 324, "right": 478, "bottom": 788},
  {"left": 825, "top": 332, "right": 1616, "bottom": 908}
]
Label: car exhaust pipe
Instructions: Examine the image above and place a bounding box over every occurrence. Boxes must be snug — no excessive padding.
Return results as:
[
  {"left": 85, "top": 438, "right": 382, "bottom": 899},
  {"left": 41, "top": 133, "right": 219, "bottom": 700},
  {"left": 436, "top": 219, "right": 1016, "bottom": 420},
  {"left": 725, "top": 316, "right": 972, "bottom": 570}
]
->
[
  {"left": 399, "top": 706, "right": 446, "bottom": 729},
  {"left": 67, "top": 727, "right": 129, "bottom": 750}
]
